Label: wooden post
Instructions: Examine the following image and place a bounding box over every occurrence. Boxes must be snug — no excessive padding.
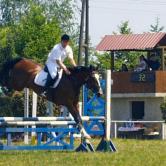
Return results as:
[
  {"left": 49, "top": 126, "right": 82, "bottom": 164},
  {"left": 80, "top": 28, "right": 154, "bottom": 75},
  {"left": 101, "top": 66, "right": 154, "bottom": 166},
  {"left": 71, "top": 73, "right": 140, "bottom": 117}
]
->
[
  {"left": 24, "top": 88, "right": 29, "bottom": 144},
  {"left": 162, "top": 123, "right": 165, "bottom": 140},
  {"left": 85, "top": 0, "right": 89, "bottom": 67},
  {"left": 47, "top": 102, "right": 53, "bottom": 116},
  {"left": 32, "top": 92, "right": 37, "bottom": 118},
  {"left": 96, "top": 70, "right": 116, "bottom": 152},
  {"left": 78, "top": 0, "right": 86, "bottom": 65},
  {"left": 32, "top": 92, "right": 37, "bottom": 138},
  {"left": 111, "top": 51, "right": 115, "bottom": 71},
  {"left": 160, "top": 47, "right": 165, "bottom": 71},
  {"left": 114, "top": 122, "right": 117, "bottom": 139},
  {"left": 105, "top": 70, "right": 111, "bottom": 141}
]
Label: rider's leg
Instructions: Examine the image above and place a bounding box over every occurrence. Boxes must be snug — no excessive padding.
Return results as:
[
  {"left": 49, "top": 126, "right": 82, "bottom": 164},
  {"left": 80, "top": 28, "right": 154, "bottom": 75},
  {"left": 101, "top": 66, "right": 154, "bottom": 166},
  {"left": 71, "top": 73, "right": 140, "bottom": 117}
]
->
[
  {"left": 42, "top": 65, "right": 57, "bottom": 93},
  {"left": 44, "top": 73, "right": 55, "bottom": 89}
]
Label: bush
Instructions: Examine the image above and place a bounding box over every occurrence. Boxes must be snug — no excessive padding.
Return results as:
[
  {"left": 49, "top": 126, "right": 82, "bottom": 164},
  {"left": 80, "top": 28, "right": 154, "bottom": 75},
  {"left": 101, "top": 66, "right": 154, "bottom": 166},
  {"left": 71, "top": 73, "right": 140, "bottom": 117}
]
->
[
  {"left": 0, "top": 92, "right": 24, "bottom": 117},
  {"left": 160, "top": 102, "right": 166, "bottom": 122},
  {"left": 0, "top": 91, "right": 59, "bottom": 117}
]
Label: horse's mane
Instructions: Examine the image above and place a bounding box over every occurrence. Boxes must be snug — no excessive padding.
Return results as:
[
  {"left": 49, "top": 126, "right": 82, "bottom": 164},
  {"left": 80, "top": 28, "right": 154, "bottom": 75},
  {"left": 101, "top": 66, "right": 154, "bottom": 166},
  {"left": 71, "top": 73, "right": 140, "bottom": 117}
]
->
[{"left": 68, "top": 66, "right": 90, "bottom": 74}]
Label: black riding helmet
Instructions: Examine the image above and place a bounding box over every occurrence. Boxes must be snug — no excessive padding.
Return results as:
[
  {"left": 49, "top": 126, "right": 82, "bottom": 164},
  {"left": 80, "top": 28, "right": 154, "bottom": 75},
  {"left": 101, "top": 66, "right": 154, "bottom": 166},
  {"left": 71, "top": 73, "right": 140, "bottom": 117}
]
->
[{"left": 61, "top": 34, "right": 70, "bottom": 41}]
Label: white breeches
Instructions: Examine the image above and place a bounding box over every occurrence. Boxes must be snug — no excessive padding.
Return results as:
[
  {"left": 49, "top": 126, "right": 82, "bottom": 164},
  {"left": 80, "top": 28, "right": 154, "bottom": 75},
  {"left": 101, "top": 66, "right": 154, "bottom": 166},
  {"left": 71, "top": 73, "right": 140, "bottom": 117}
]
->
[{"left": 46, "top": 62, "right": 58, "bottom": 79}]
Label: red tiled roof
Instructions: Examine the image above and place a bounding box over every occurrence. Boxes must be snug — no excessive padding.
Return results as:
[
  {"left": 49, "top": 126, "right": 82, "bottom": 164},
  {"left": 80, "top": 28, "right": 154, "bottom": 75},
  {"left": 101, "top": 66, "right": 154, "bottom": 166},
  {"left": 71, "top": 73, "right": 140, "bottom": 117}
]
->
[{"left": 96, "top": 33, "right": 166, "bottom": 51}]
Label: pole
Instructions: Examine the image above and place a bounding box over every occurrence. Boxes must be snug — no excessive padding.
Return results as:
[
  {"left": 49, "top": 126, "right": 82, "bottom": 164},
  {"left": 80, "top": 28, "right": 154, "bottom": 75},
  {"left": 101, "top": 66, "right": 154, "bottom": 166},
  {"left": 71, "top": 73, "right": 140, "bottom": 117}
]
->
[
  {"left": 78, "top": 0, "right": 86, "bottom": 65},
  {"left": 32, "top": 92, "right": 37, "bottom": 118},
  {"left": 47, "top": 102, "right": 54, "bottom": 116},
  {"left": 85, "top": 0, "right": 89, "bottom": 67},
  {"left": 32, "top": 92, "right": 37, "bottom": 138},
  {"left": 111, "top": 51, "right": 115, "bottom": 71},
  {"left": 24, "top": 88, "right": 29, "bottom": 144},
  {"left": 161, "top": 47, "right": 165, "bottom": 70},
  {"left": 96, "top": 70, "right": 116, "bottom": 152},
  {"left": 105, "top": 70, "right": 111, "bottom": 141}
]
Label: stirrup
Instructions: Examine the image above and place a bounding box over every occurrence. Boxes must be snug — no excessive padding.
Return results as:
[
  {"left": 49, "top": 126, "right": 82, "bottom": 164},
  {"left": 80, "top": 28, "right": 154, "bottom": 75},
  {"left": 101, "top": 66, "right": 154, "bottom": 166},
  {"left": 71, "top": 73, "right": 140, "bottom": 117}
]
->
[{"left": 40, "top": 91, "right": 47, "bottom": 97}]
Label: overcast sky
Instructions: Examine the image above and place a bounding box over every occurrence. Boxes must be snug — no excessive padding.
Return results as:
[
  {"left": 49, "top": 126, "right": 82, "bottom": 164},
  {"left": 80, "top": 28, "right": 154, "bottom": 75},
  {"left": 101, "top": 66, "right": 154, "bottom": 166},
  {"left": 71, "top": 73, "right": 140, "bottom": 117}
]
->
[{"left": 85, "top": 0, "right": 166, "bottom": 46}]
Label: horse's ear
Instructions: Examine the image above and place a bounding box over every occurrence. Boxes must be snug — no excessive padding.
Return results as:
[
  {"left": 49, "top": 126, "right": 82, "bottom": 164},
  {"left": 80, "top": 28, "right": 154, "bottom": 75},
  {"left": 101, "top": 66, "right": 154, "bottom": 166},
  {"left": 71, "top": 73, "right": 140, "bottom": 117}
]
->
[
  {"left": 89, "top": 65, "right": 96, "bottom": 72},
  {"left": 95, "top": 65, "right": 99, "bottom": 71}
]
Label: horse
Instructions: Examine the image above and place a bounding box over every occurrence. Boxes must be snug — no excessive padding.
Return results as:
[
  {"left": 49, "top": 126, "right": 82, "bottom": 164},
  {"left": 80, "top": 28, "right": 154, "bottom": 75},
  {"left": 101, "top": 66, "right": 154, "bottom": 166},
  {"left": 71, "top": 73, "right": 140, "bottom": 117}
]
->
[{"left": 0, "top": 57, "right": 103, "bottom": 140}]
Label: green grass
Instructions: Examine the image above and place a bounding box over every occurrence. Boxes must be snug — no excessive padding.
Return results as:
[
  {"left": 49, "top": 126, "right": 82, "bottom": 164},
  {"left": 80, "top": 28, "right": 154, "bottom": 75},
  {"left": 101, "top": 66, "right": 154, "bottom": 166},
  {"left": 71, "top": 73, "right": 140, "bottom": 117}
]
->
[{"left": 0, "top": 139, "right": 166, "bottom": 166}]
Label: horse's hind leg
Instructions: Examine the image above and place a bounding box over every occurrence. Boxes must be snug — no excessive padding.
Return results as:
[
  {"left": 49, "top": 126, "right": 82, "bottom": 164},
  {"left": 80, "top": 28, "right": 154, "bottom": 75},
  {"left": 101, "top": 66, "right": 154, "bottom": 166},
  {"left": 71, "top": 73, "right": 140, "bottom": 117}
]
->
[{"left": 67, "top": 104, "right": 91, "bottom": 139}]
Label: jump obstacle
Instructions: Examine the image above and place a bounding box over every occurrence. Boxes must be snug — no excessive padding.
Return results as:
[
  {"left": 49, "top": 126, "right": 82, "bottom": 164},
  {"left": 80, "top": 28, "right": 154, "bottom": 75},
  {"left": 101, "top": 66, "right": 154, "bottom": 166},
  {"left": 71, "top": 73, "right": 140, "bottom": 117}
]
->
[{"left": 0, "top": 70, "right": 116, "bottom": 152}]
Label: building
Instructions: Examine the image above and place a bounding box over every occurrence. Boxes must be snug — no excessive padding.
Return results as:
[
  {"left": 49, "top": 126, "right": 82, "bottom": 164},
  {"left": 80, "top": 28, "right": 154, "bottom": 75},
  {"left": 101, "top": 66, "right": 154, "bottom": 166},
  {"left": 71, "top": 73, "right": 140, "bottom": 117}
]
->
[{"left": 96, "top": 32, "right": 166, "bottom": 138}]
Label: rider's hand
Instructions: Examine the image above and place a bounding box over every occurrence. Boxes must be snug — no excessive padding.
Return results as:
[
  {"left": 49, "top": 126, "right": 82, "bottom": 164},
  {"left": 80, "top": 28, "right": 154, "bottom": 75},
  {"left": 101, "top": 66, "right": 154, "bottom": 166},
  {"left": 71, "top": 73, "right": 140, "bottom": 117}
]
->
[{"left": 65, "top": 69, "right": 71, "bottom": 75}]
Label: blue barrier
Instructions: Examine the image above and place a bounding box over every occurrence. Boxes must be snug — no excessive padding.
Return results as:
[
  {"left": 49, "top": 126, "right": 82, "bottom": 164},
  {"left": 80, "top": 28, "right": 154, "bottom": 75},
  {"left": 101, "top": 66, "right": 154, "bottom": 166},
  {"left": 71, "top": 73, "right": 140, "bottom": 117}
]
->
[
  {"left": 83, "top": 80, "right": 106, "bottom": 136},
  {"left": 0, "top": 127, "right": 78, "bottom": 150}
]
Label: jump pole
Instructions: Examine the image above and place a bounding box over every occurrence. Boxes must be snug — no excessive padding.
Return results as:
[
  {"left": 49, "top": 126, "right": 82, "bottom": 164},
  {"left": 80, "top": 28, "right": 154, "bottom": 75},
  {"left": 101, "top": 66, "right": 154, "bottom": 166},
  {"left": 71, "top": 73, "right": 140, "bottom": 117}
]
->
[
  {"left": 106, "top": 70, "right": 111, "bottom": 141},
  {"left": 24, "top": 88, "right": 29, "bottom": 144},
  {"left": 96, "top": 70, "right": 117, "bottom": 152},
  {"left": 31, "top": 92, "right": 37, "bottom": 140}
]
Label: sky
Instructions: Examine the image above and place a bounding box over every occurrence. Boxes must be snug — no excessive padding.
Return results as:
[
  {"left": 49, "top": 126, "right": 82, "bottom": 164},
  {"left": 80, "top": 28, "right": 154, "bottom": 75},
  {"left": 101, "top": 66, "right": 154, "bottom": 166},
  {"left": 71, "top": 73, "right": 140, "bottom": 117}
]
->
[{"left": 84, "top": 0, "right": 166, "bottom": 46}]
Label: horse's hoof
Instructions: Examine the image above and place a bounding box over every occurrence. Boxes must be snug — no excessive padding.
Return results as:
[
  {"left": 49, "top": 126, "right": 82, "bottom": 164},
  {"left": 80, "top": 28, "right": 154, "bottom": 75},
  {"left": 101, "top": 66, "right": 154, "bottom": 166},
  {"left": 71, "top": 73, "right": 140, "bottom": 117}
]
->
[
  {"left": 85, "top": 138, "right": 91, "bottom": 144},
  {"left": 84, "top": 134, "right": 91, "bottom": 139}
]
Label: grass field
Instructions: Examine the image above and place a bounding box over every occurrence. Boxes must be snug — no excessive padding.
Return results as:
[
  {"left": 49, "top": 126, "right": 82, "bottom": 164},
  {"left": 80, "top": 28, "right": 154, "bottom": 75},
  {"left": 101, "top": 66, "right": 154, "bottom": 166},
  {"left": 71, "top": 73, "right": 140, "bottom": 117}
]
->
[{"left": 0, "top": 139, "right": 166, "bottom": 166}]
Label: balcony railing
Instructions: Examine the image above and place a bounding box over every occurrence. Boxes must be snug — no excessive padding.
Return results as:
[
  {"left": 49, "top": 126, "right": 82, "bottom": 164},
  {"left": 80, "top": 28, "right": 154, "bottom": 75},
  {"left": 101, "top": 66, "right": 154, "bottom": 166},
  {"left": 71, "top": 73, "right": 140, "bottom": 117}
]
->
[{"left": 112, "top": 71, "right": 166, "bottom": 93}]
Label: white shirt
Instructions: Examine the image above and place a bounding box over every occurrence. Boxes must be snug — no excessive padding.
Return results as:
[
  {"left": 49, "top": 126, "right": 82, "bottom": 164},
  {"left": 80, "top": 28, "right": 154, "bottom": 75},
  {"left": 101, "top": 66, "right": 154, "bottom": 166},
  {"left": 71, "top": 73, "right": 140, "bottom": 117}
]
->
[
  {"left": 140, "top": 60, "right": 147, "bottom": 70},
  {"left": 135, "top": 60, "right": 147, "bottom": 72},
  {"left": 46, "top": 43, "right": 73, "bottom": 67}
]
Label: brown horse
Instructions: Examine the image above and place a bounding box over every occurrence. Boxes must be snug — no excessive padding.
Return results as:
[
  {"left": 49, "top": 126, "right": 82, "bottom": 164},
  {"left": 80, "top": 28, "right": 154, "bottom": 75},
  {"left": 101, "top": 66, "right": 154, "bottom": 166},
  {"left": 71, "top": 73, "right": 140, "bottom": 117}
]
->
[{"left": 0, "top": 57, "right": 102, "bottom": 139}]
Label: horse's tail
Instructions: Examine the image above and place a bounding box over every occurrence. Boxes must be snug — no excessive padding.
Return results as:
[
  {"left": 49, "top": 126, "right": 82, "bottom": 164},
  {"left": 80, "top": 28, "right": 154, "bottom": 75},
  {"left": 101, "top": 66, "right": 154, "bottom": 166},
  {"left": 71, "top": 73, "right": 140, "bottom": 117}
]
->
[
  {"left": 2, "top": 57, "right": 23, "bottom": 70},
  {"left": 0, "top": 57, "right": 23, "bottom": 86}
]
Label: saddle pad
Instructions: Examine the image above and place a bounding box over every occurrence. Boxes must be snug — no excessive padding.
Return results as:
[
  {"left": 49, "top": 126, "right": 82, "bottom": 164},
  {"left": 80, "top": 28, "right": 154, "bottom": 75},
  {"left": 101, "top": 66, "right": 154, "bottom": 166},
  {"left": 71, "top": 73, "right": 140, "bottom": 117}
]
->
[{"left": 34, "top": 69, "right": 63, "bottom": 88}]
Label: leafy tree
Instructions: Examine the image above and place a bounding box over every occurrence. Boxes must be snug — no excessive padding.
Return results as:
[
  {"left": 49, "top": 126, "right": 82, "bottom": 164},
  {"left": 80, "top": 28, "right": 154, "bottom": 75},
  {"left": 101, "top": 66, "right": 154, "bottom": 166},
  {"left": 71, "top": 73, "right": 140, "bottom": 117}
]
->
[
  {"left": 0, "top": 27, "right": 15, "bottom": 62},
  {"left": 40, "top": 0, "right": 78, "bottom": 34},
  {"left": 0, "top": 0, "right": 78, "bottom": 36},
  {"left": 0, "top": 0, "right": 30, "bottom": 26},
  {"left": 150, "top": 17, "right": 164, "bottom": 32},
  {"left": 113, "top": 21, "right": 132, "bottom": 35},
  {"left": 114, "top": 21, "right": 138, "bottom": 70},
  {"left": 12, "top": 4, "right": 61, "bottom": 63},
  {"left": 0, "top": 0, "right": 79, "bottom": 64}
]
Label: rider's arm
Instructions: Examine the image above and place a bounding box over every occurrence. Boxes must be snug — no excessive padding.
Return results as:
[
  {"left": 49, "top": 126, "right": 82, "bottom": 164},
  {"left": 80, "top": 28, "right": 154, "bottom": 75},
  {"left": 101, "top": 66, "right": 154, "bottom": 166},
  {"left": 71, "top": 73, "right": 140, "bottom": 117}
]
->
[
  {"left": 68, "top": 57, "right": 77, "bottom": 67},
  {"left": 56, "top": 60, "right": 70, "bottom": 74}
]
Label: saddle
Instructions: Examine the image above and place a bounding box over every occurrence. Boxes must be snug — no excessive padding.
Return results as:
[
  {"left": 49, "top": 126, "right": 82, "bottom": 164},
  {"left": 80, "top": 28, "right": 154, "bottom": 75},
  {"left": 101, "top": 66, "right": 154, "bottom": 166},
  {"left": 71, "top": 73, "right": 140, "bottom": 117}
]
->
[{"left": 34, "top": 65, "right": 63, "bottom": 88}]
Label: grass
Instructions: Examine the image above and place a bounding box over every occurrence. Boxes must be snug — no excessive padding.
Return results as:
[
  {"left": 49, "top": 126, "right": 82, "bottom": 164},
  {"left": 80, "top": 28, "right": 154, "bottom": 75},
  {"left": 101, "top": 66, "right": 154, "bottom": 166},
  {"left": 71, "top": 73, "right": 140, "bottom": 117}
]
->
[{"left": 0, "top": 139, "right": 166, "bottom": 166}]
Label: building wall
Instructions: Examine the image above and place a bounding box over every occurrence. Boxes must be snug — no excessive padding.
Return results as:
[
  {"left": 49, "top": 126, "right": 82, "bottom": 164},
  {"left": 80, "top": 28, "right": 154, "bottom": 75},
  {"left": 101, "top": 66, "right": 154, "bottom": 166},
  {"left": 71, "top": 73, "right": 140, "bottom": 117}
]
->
[
  {"left": 112, "top": 97, "right": 164, "bottom": 121},
  {"left": 111, "top": 97, "right": 165, "bottom": 139}
]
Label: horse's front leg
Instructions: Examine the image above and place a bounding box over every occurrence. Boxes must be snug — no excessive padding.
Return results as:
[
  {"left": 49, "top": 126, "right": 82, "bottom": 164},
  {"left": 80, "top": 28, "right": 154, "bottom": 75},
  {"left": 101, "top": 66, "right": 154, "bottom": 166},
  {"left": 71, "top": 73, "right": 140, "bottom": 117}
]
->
[{"left": 67, "top": 104, "right": 91, "bottom": 140}]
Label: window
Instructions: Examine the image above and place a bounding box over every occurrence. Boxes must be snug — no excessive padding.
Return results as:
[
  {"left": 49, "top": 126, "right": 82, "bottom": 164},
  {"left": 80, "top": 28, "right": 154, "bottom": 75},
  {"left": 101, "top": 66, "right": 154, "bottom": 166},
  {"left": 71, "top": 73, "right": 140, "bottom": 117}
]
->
[{"left": 131, "top": 101, "right": 144, "bottom": 120}]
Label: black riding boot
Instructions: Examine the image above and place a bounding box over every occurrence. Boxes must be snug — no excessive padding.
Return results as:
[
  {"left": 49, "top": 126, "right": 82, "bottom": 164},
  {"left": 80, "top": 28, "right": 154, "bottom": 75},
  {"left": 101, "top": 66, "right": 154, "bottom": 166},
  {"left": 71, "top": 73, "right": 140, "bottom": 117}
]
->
[
  {"left": 41, "top": 65, "right": 58, "bottom": 96},
  {"left": 43, "top": 73, "right": 55, "bottom": 92}
]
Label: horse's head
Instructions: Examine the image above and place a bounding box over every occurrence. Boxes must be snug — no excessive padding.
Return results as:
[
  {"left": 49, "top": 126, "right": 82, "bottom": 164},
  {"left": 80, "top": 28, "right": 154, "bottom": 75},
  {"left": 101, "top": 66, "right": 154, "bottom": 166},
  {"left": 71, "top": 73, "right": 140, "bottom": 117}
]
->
[{"left": 85, "top": 66, "right": 103, "bottom": 97}]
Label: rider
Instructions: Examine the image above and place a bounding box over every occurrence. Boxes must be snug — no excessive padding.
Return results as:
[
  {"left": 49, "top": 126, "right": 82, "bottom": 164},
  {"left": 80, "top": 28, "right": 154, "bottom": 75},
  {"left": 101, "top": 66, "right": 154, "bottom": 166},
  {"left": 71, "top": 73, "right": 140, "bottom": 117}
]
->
[{"left": 43, "top": 34, "right": 77, "bottom": 93}]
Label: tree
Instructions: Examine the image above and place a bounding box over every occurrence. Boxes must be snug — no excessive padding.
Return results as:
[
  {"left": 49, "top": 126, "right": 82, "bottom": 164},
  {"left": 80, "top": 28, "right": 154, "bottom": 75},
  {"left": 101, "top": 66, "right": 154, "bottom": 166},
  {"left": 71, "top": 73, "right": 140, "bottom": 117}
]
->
[
  {"left": 150, "top": 17, "right": 164, "bottom": 32},
  {"left": 41, "top": 0, "right": 78, "bottom": 34},
  {"left": 0, "top": 27, "right": 15, "bottom": 62},
  {"left": 114, "top": 21, "right": 138, "bottom": 70},
  {"left": 113, "top": 21, "right": 132, "bottom": 35},
  {"left": 0, "top": 0, "right": 78, "bottom": 36},
  {"left": 0, "top": 0, "right": 30, "bottom": 26},
  {"left": 13, "top": 5, "right": 61, "bottom": 63},
  {"left": 0, "top": 1, "right": 79, "bottom": 63}
]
